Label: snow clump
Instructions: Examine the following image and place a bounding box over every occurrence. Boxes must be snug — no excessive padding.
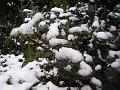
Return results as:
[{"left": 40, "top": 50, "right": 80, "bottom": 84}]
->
[
  {"left": 55, "top": 47, "right": 84, "bottom": 63},
  {"left": 49, "top": 38, "right": 68, "bottom": 46},
  {"left": 91, "top": 77, "right": 102, "bottom": 87},
  {"left": 51, "top": 7, "right": 64, "bottom": 13},
  {"left": 78, "top": 61, "right": 93, "bottom": 76},
  {"left": 46, "top": 23, "right": 60, "bottom": 39},
  {"left": 81, "top": 85, "right": 92, "bottom": 90}
]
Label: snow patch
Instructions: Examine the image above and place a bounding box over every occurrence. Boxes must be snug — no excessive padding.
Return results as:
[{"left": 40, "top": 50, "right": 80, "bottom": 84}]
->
[{"left": 55, "top": 47, "right": 84, "bottom": 63}]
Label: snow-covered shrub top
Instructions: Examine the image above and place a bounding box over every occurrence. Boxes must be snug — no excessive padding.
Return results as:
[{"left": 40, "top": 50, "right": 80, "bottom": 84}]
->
[
  {"left": 91, "top": 77, "right": 102, "bottom": 87},
  {"left": 46, "top": 23, "right": 60, "bottom": 40},
  {"left": 10, "top": 13, "right": 43, "bottom": 36},
  {"left": 49, "top": 38, "right": 68, "bottom": 46},
  {"left": 51, "top": 7, "right": 64, "bottom": 13},
  {"left": 69, "top": 26, "right": 83, "bottom": 33},
  {"left": 55, "top": 47, "right": 84, "bottom": 63}
]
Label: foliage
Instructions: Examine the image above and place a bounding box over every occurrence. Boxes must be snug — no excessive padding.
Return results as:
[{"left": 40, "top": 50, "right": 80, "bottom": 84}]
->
[{"left": 0, "top": 0, "right": 120, "bottom": 90}]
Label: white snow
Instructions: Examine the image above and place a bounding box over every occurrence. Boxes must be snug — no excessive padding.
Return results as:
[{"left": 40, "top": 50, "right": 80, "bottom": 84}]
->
[
  {"left": 10, "top": 28, "right": 19, "bottom": 36},
  {"left": 10, "top": 12, "right": 44, "bottom": 35},
  {"left": 50, "top": 13, "right": 57, "bottom": 19},
  {"left": 110, "top": 25, "right": 117, "bottom": 31},
  {"left": 60, "top": 19, "right": 68, "bottom": 25},
  {"left": 0, "top": 54, "right": 65, "bottom": 90},
  {"left": 49, "top": 38, "right": 68, "bottom": 46},
  {"left": 49, "top": 67, "right": 58, "bottom": 76},
  {"left": 23, "top": 9, "right": 33, "bottom": 13},
  {"left": 78, "top": 69, "right": 92, "bottom": 76},
  {"left": 83, "top": 53, "right": 93, "bottom": 62},
  {"left": 69, "top": 7, "right": 77, "bottom": 11},
  {"left": 89, "top": 0, "right": 94, "bottom": 3},
  {"left": 91, "top": 77, "right": 102, "bottom": 86},
  {"left": 69, "top": 26, "right": 83, "bottom": 33},
  {"left": 111, "top": 61, "right": 120, "bottom": 68},
  {"left": 38, "top": 21, "right": 46, "bottom": 27},
  {"left": 100, "top": 20, "right": 105, "bottom": 30},
  {"left": 78, "top": 61, "right": 93, "bottom": 76},
  {"left": 81, "top": 85, "right": 92, "bottom": 90},
  {"left": 46, "top": 23, "right": 60, "bottom": 39},
  {"left": 67, "top": 34, "right": 75, "bottom": 40},
  {"left": 51, "top": 7, "right": 64, "bottom": 13},
  {"left": 55, "top": 47, "right": 84, "bottom": 63},
  {"left": 59, "top": 12, "right": 72, "bottom": 17},
  {"left": 81, "top": 24, "right": 89, "bottom": 31},
  {"left": 28, "top": 12, "right": 44, "bottom": 26},
  {"left": 10, "top": 23, "right": 35, "bottom": 35},
  {"left": 69, "top": 16, "right": 79, "bottom": 21},
  {"left": 80, "top": 61, "right": 93, "bottom": 72},
  {"left": 96, "top": 32, "right": 108, "bottom": 39},
  {"left": 95, "top": 65, "right": 102, "bottom": 71},
  {"left": 33, "top": 81, "right": 78, "bottom": 90},
  {"left": 64, "top": 65, "right": 72, "bottom": 71},
  {"left": 92, "top": 21, "right": 100, "bottom": 28},
  {"left": 109, "top": 50, "right": 120, "bottom": 58},
  {"left": 60, "top": 29, "right": 66, "bottom": 36},
  {"left": 18, "top": 23, "right": 35, "bottom": 35},
  {"left": 24, "top": 18, "right": 31, "bottom": 22}
]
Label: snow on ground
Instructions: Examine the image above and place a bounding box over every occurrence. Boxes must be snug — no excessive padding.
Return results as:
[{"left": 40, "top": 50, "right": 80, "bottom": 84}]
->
[{"left": 0, "top": 54, "right": 79, "bottom": 90}]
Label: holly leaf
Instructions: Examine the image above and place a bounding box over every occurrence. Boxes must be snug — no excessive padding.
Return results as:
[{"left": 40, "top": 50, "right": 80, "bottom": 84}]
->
[{"left": 23, "top": 44, "right": 38, "bottom": 63}]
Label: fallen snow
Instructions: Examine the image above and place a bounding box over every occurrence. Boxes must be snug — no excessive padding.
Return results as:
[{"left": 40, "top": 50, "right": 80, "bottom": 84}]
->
[
  {"left": 55, "top": 47, "right": 84, "bottom": 63},
  {"left": 69, "top": 7, "right": 77, "bottom": 11},
  {"left": 49, "top": 38, "right": 68, "bottom": 46},
  {"left": 50, "top": 13, "right": 57, "bottom": 19},
  {"left": 60, "top": 19, "right": 68, "bottom": 25},
  {"left": 111, "top": 61, "right": 120, "bottom": 68},
  {"left": 28, "top": 12, "right": 44, "bottom": 26},
  {"left": 0, "top": 54, "right": 79, "bottom": 90},
  {"left": 10, "top": 12, "right": 44, "bottom": 35},
  {"left": 46, "top": 23, "right": 60, "bottom": 39},
  {"left": 69, "top": 26, "right": 83, "bottom": 33},
  {"left": 83, "top": 53, "right": 93, "bottom": 62},
  {"left": 33, "top": 81, "right": 78, "bottom": 90},
  {"left": 23, "top": 9, "right": 33, "bottom": 13},
  {"left": 59, "top": 12, "right": 72, "bottom": 17},
  {"left": 109, "top": 50, "right": 120, "bottom": 58},
  {"left": 89, "top": 0, "right": 94, "bottom": 3},
  {"left": 81, "top": 85, "right": 92, "bottom": 90},
  {"left": 92, "top": 20, "right": 100, "bottom": 28},
  {"left": 69, "top": 16, "right": 79, "bottom": 21},
  {"left": 24, "top": 18, "right": 31, "bottom": 22},
  {"left": 67, "top": 34, "right": 75, "bottom": 40},
  {"left": 78, "top": 61, "right": 93, "bottom": 76},
  {"left": 96, "top": 32, "right": 108, "bottom": 39},
  {"left": 51, "top": 7, "right": 64, "bottom": 13},
  {"left": 95, "top": 65, "right": 102, "bottom": 71},
  {"left": 39, "top": 21, "right": 46, "bottom": 27},
  {"left": 110, "top": 25, "right": 117, "bottom": 31},
  {"left": 91, "top": 77, "right": 102, "bottom": 87},
  {"left": 64, "top": 65, "right": 72, "bottom": 71}
]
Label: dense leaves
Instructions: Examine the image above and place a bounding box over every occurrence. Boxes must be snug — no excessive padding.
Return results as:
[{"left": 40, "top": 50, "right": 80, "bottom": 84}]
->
[{"left": 0, "top": 0, "right": 120, "bottom": 90}]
